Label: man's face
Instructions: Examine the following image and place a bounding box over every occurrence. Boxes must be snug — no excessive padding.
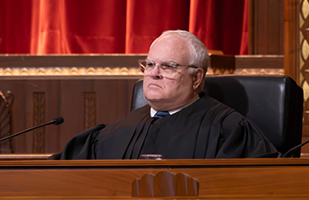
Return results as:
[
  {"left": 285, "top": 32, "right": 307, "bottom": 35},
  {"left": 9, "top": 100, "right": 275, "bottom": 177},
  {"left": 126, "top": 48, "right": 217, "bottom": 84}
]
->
[{"left": 143, "top": 35, "right": 198, "bottom": 111}]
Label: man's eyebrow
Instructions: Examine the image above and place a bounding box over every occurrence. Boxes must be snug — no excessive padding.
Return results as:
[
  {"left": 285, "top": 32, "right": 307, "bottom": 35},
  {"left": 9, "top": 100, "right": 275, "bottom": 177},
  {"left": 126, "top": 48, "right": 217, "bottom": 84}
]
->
[{"left": 161, "top": 60, "right": 178, "bottom": 63}]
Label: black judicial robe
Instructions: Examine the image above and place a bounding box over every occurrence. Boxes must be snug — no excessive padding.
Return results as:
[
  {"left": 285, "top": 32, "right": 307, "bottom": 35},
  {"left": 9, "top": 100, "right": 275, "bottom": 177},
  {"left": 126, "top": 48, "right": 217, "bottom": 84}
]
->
[{"left": 52, "top": 93, "right": 277, "bottom": 160}]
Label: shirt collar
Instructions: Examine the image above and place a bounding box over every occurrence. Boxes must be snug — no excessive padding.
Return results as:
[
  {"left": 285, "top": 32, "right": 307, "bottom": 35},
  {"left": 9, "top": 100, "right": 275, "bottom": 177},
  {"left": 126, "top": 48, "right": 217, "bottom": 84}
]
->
[
  {"left": 150, "top": 95, "right": 200, "bottom": 117},
  {"left": 150, "top": 107, "right": 180, "bottom": 117}
]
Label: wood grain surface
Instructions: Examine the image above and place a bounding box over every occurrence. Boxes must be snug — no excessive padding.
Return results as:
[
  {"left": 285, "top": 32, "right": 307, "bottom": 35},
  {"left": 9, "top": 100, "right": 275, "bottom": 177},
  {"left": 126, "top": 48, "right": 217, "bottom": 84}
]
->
[{"left": 0, "top": 159, "right": 309, "bottom": 199}]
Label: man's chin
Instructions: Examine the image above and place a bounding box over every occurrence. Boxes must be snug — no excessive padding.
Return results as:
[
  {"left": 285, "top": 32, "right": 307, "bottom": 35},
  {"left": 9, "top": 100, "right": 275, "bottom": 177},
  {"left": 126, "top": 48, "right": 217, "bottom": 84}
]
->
[
  {"left": 144, "top": 92, "right": 165, "bottom": 100},
  {"left": 146, "top": 98, "right": 163, "bottom": 103}
]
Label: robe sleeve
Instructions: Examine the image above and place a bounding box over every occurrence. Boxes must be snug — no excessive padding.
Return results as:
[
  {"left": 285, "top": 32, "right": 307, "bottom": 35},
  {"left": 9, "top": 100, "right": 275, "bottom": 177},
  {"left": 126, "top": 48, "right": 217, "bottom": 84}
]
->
[
  {"left": 216, "top": 112, "right": 278, "bottom": 158},
  {"left": 47, "top": 124, "right": 105, "bottom": 160}
]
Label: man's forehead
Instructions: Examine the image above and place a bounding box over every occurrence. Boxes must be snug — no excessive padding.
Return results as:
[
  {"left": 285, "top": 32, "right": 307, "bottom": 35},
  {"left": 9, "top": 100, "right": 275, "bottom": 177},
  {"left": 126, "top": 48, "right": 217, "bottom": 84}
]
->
[
  {"left": 148, "top": 35, "right": 190, "bottom": 62},
  {"left": 155, "top": 34, "right": 186, "bottom": 46}
]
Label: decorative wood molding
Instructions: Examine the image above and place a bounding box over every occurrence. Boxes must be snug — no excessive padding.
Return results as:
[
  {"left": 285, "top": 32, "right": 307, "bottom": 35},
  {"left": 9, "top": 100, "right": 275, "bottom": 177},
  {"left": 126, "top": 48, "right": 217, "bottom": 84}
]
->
[
  {"left": 0, "top": 54, "right": 284, "bottom": 77},
  {"left": 0, "top": 67, "right": 144, "bottom": 76},
  {"left": 132, "top": 171, "right": 199, "bottom": 197},
  {"left": 33, "top": 92, "right": 45, "bottom": 153},
  {"left": 294, "top": 0, "right": 309, "bottom": 136},
  {"left": 0, "top": 154, "right": 52, "bottom": 160},
  {"left": 84, "top": 92, "right": 96, "bottom": 130},
  {"left": 0, "top": 66, "right": 284, "bottom": 76},
  {"left": 0, "top": 91, "right": 14, "bottom": 153},
  {"left": 208, "top": 55, "right": 284, "bottom": 75},
  {"left": 206, "top": 68, "right": 284, "bottom": 76},
  {"left": 0, "top": 54, "right": 146, "bottom": 76},
  {"left": 0, "top": 54, "right": 147, "bottom": 67}
]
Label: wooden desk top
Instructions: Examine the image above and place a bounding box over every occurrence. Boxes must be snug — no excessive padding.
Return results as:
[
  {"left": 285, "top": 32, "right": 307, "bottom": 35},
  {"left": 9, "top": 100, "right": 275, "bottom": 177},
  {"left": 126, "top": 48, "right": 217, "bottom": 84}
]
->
[
  {"left": 1, "top": 157, "right": 309, "bottom": 167},
  {"left": 1, "top": 158, "right": 309, "bottom": 199}
]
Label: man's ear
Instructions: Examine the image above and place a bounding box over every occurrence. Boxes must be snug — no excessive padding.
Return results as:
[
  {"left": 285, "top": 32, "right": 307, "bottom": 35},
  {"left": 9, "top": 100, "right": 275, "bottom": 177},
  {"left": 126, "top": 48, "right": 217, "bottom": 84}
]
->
[{"left": 192, "top": 68, "right": 204, "bottom": 91}]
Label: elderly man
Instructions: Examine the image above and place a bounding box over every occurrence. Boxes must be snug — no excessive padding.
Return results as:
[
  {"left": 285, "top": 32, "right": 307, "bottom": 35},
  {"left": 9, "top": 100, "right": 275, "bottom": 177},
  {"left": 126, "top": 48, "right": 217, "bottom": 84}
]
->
[{"left": 51, "top": 30, "right": 277, "bottom": 159}]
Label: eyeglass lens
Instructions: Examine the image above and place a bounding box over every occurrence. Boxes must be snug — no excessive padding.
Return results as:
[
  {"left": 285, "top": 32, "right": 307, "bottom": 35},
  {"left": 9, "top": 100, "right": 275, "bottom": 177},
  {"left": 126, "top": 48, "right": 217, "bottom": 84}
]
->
[{"left": 139, "top": 60, "right": 175, "bottom": 76}]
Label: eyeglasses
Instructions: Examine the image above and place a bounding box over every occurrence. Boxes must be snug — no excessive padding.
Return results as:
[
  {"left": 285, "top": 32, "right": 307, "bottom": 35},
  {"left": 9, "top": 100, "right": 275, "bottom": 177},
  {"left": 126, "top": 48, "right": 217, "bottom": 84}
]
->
[{"left": 138, "top": 59, "right": 195, "bottom": 77}]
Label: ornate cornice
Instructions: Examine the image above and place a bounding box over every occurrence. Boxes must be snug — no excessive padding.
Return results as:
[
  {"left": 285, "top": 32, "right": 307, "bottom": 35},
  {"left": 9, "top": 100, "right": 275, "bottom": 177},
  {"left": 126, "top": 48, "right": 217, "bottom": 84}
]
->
[
  {"left": 0, "top": 54, "right": 284, "bottom": 76},
  {"left": 0, "top": 67, "right": 143, "bottom": 76},
  {"left": 0, "top": 66, "right": 284, "bottom": 76}
]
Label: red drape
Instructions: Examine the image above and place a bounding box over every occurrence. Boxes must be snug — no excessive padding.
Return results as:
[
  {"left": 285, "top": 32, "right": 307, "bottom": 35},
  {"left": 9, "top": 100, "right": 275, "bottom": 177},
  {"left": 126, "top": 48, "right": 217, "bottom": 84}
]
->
[
  {"left": 0, "top": 0, "right": 248, "bottom": 55},
  {"left": 189, "top": 0, "right": 248, "bottom": 55}
]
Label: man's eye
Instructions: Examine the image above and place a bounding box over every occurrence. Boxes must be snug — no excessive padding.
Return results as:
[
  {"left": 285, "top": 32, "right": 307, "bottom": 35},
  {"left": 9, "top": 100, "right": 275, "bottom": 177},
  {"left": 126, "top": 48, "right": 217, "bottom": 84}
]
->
[
  {"left": 162, "top": 64, "right": 174, "bottom": 70},
  {"left": 146, "top": 62, "right": 155, "bottom": 67}
]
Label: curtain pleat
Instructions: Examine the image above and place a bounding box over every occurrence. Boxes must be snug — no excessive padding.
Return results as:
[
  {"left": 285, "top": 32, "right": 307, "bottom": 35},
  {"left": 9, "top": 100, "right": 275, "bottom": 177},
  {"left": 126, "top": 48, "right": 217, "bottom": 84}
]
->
[
  {"left": 0, "top": 0, "right": 33, "bottom": 53},
  {"left": 239, "top": 0, "right": 249, "bottom": 55},
  {"left": 125, "top": 0, "right": 190, "bottom": 53},
  {"left": 189, "top": 0, "right": 248, "bottom": 55},
  {"left": 0, "top": 0, "right": 248, "bottom": 55},
  {"left": 31, "top": 0, "right": 64, "bottom": 54}
]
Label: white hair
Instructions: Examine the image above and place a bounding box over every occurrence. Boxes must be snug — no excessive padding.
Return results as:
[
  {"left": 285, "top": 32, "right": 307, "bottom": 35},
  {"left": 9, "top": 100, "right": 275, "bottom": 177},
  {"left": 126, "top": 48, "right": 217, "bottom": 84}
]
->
[{"left": 150, "top": 30, "right": 209, "bottom": 73}]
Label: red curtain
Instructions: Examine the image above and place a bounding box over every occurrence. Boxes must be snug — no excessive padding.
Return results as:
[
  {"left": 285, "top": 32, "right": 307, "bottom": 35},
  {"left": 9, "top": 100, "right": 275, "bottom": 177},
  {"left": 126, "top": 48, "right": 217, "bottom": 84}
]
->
[{"left": 0, "top": 0, "right": 248, "bottom": 55}]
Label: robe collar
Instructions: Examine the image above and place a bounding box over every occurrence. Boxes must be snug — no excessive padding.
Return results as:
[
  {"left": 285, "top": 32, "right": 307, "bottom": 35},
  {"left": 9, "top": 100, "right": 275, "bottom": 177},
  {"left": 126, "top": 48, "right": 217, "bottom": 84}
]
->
[{"left": 150, "top": 94, "right": 200, "bottom": 117}]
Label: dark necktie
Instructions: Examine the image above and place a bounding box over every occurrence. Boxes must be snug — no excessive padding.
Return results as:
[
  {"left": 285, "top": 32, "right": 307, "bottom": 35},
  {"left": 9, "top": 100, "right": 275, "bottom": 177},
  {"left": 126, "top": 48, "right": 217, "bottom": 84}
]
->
[{"left": 153, "top": 111, "right": 170, "bottom": 119}]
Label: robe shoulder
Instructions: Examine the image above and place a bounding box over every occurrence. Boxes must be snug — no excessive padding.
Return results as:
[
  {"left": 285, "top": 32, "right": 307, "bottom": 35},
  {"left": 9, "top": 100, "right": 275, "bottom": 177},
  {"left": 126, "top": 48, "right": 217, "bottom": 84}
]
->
[
  {"left": 217, "top": 111, "right": 278, "bottom": 158},
  {"left": 47, "top": 124, "right": 105, "bottom": 160}
]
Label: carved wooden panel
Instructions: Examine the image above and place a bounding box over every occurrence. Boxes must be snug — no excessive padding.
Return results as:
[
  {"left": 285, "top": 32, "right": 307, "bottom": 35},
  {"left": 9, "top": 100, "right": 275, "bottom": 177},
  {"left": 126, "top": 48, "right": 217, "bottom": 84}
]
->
[
  {"left": 84, "top": 92, "right": 96, "bottom": 130},
  {"left": 298, "top": 0, "right": 309, "bottom": 153},
  {"left": 132, "top": 171, "right": 199, "bottom": 197},
  {"left": 33, "top": 92, "right": 45, "bottom": 153},
  {"left": 0, "top": 91, "right": 14, "bottom": 153}
]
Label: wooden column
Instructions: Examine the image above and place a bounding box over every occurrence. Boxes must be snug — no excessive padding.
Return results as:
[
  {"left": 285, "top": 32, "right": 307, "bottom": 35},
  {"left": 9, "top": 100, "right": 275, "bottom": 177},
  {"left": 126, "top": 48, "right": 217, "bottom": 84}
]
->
[{"left": 283, "top": 0, "right": 299, "bottom": 81}]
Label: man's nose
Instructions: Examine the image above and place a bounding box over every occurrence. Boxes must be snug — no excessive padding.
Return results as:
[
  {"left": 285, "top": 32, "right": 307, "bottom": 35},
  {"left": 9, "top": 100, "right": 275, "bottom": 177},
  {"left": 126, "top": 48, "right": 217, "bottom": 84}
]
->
[{"left": 149, "top": 64, "right": 163, "bottom": 79}]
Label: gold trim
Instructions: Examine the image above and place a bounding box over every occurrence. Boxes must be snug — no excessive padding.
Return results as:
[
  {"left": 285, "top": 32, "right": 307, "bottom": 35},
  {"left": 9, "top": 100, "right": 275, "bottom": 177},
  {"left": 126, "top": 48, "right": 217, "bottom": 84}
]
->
[
  {"left": 0, "top": 67, "right": 284, "bottom": 76},
  {"left": 0, "top": 67, "right": 143, "bottom": 76}
]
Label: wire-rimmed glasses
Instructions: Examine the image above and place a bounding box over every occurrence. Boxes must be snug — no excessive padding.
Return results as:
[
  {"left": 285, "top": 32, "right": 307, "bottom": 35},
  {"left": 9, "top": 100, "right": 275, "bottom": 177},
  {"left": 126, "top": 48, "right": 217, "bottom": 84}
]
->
[{"left": 138, "top": 59, "right": 195, "bottom": 77}]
